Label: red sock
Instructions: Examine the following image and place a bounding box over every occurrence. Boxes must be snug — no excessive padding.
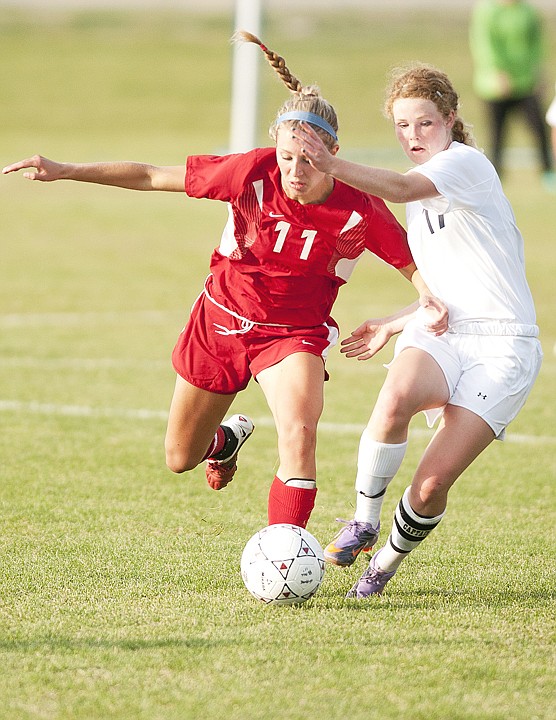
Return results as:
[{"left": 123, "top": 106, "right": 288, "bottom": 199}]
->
[
  {"left": 202, "top": 427, "right": 226, "bottom": 461},
  {"left": 267, "top": 476, "right": 317, "bottom": 528}
]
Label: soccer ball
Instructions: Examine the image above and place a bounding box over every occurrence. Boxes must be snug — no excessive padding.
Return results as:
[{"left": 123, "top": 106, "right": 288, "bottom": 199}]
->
[{"left": 240, "top": 523, "right": 325, "bottom": 605}]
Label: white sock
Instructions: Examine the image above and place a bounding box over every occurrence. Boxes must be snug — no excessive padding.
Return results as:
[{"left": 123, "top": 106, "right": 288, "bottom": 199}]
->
[
  {"left": 377, "top": 486, "right": 445, "bottom": 573},
  {"left": 353, "top": 435, "right": 407, "bottom": 527},
  {"left": 282, "top": 477, "right": 317, "bottom": 489}
]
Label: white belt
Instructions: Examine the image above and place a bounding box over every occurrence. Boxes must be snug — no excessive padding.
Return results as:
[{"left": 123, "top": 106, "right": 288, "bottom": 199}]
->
[{"left": 448, "top": 321, "right": 539, "bottom": 337}]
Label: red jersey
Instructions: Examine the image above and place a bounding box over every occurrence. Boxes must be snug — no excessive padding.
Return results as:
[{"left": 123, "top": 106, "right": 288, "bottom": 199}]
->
[{"left": 185, "top": 148, "right": 412, "bottom": 327}]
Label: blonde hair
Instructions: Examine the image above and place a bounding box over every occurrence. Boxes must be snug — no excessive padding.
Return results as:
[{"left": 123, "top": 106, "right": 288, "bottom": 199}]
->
[
  {"left": 384, "top": 63, "right": 477, "bottom": 147},
  {"left": 232, "top": 30, "right": 339, "bottom": 150}
]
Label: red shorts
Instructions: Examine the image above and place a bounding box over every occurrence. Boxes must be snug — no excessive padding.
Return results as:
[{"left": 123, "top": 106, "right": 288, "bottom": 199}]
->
[{"left": 172, "top": 292, "right": 339, "bottom": 394}]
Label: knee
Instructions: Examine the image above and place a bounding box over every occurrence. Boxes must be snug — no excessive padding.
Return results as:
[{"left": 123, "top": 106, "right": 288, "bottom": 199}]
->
[
  {"left": 279, "top": 419, "right": 318, "bottom": 453},
  {"left": 165, "top": 444, "right": 200, "bottom": 475},
  {"left": 371, "top": 386, "right": 412, "bottom": 431},
  {"left": 410, "top": 477, "right": 448, "bottom": 515}
]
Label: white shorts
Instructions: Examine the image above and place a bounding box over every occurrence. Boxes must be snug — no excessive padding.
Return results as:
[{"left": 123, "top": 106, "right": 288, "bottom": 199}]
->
[{"left": 389, "top": 312, "right": 543, "bottom": 440}]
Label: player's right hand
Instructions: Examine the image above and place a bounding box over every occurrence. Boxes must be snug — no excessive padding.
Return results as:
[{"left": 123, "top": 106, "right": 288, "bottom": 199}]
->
[{"left": 2, "top": 154, "right": 63, "bottom": 181}]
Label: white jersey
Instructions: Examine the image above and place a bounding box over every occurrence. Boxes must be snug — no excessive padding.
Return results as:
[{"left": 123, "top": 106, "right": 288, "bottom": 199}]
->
[{"left": 407, "top": 142, "right": 537, "bottom": 334}]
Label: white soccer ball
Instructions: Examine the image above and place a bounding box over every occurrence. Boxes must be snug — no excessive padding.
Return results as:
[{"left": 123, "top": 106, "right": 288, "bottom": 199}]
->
[{"left": 241, "top": 523, "right": 326, "bottom": 605}]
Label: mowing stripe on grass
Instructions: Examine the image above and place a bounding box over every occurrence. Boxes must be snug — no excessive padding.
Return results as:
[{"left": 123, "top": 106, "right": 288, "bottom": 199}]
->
[
  {"left": 0, "top": 399, "right": 554, "bottom": 445},
  {"left": 0, "top": 357, "right": 169, "bottom": 370},
  {"left": 0, "top": 311, "right": 172, "bottom": 327}
]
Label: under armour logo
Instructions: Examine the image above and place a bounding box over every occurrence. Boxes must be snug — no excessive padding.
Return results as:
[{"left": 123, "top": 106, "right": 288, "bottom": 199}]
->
[{"left": 477, "top": 392, "right": 487, "bottom": 400}]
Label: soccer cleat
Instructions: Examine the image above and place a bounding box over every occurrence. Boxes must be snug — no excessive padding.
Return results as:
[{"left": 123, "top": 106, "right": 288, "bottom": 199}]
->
[
  {"left": 205, "top": 414, "right": 254, "bottom": 491},
  {"left": 324, "top": 519, "right": 380, "bottom": 567},
  {"left": 345, "top": 549, "right": 396, "bottom": 599}
]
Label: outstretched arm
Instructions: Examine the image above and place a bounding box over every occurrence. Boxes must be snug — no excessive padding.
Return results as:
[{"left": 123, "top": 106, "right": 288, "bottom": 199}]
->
[
  {"left": 342, "top": 265, "right": 448, "bottom": 361},
  {"left": 294, "top": 123, "right": 438, "bottom": 203},
  {"left": 2, "top": 155, "right": 186, "bottom": 192},
  {"left": 340, "top": 304, "right": 418, "bottom": 361}
]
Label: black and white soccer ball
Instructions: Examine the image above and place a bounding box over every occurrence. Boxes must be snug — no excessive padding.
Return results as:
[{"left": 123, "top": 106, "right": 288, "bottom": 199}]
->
[{"left": 241, "top": 523, "right": 325, "bottom": 605}]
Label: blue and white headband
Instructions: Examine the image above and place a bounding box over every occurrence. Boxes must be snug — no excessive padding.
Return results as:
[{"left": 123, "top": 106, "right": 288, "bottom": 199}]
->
[{"left": 275, "top": 110, "right": 338, "bottom": 141}]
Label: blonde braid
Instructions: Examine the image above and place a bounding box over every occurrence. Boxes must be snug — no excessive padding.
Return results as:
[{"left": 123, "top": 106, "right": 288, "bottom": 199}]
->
[
  {"left": 232, "top": 30, "right": 339, "bottom": 149},
  {"left": 232, "top": 30, "right": 302, "bottom": 93}
]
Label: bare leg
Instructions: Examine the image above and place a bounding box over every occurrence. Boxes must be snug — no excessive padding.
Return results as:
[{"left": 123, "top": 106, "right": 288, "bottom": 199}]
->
[
  {"left": 409, "top": 404, "right": 496, "bottom": 516},
  {"left": 375, "top": 404, "right": 496, "bottom": 575},
  {"left": 256, "top": 352, "right": 325, "bottom": 480},
  {"left": 164, "top": 374, "right": 236, "bottom": 473},
  {"left": 348, "top": 353, "right": 498, "bottom": 595},
  {"left": 324, "top": 348, "right": 452, "bottom": 567},
  {"left": 367, "top": 347, "right": 450, "bottom": 442},
  {"left": 257, "top": 352, "right": 325, "bottom": 526}
]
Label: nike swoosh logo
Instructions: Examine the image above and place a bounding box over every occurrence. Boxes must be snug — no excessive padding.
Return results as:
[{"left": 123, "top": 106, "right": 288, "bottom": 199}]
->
[
  {"left": 326, "top": 543, "right": 373, "bottom": 558},
  {"left": 269, "top": 212, "right": 285, "bottom": 217},
  {"left": 325, "top": 543, "right": 359, "bottom": 558},
  {"left": 301, "top": 340, "right": 315, "bottom": 346}
]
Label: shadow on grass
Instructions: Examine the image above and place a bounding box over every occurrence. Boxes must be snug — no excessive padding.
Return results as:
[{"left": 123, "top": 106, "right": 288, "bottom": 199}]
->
[
  {"left": 316, "top": 585, "right": 555, "bottom": 611},
  {"left": 0, "top": 635, "right": 230, "bottom": 652}
]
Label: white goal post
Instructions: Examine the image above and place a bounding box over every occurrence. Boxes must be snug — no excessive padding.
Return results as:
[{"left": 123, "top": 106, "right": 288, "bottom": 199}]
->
[{"left": 229, "top": 0, "right": 263, "bottom": 152}]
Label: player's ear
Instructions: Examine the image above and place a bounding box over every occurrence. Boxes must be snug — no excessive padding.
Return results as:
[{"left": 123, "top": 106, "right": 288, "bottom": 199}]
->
[{"left": 331, "top": 143, "right": 340, "bottom": 156}]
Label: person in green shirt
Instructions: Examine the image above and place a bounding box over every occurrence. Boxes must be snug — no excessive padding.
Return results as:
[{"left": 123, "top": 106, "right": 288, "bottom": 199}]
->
[{"left": 469, "top": 0, "right": 554, "bottom": 187}]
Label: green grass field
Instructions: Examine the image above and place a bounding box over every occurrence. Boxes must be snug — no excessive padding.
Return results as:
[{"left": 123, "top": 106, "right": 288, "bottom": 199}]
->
[{"left": 1, "top": 6, "right": 555, "bottom": 720}]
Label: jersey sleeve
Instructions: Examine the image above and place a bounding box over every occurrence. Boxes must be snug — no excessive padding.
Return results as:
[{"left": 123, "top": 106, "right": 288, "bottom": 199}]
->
[
  {"left": 185, "top": 148, "right": 269, "bottom": 202},
  {"left": 364, "top": 197, "right": 413, "bottom": 268},
  {"left": 410, "top": 144, "right": 495, "bottom": 215}
]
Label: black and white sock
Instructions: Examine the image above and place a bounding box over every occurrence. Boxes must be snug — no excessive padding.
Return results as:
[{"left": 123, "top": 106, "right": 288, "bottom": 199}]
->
[{"left": 377, "top": 486, "right": 445, "bottom": 573}]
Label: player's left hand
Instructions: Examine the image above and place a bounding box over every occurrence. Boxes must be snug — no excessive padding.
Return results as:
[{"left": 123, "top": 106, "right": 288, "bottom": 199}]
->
[
  {"left": 293, "top": 122, "right": 336, "bottom": 174},
  {"left": 419, "top": 294, "right": 449, "bottom": 336},
  {"left": 340, "top": 319, "right": 393, "bottom": 361}
]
